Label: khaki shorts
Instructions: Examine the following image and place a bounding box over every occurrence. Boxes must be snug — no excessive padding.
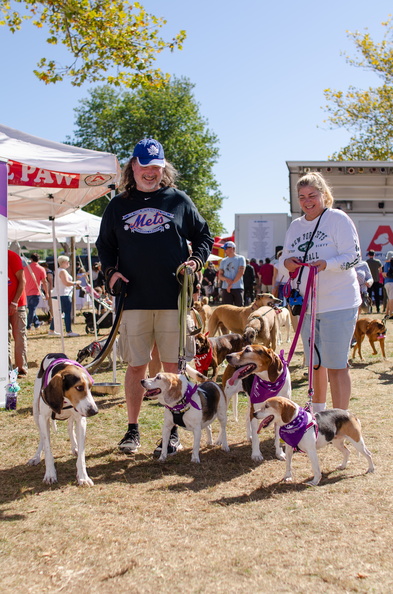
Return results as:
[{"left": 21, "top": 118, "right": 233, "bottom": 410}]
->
[{"left": 118, "top": 309, "right": 196, "bottom": 367}]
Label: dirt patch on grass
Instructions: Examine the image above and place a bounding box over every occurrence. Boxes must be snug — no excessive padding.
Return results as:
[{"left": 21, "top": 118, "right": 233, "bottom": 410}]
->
[{"left": 1, "top": 313, "right": 393, "bottom": 593}]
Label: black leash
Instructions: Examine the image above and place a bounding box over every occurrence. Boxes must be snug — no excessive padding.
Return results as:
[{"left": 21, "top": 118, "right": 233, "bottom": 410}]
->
[{"left": 84, "top": 282, "right": 127, "bottom": 373}]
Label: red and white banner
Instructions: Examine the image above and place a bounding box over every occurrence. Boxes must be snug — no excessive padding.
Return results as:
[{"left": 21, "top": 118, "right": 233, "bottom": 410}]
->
[{"left": 7, "top": 160, "right": 115, "bottom": 189}]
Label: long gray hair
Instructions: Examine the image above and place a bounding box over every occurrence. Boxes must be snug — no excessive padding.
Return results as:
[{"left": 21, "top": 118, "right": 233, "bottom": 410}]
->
[{"left": 121, "top": 157, "right": 178, "bottom": 195}]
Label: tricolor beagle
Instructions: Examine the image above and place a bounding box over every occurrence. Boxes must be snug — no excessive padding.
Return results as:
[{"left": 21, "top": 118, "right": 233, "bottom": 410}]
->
[
  {"left": 254, "top": 396, "right": 374, "bottom": 486},
  {"left": 27, "top": 353, "right": 98, "bottom": 486},
  {"left": 224, "top": 344, "right": 292, "bottom": 462},
  {"left": 141, "top": 373, "right": 229, "bottom": 463}
]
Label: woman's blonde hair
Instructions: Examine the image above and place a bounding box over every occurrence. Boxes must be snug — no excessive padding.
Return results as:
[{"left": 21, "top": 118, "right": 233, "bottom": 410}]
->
[
  {"left": 58, "top": 255, "right": 70, "bottom": 266},
  {"left": 297, "top": 171, "right": 334, "bottom": 208}
]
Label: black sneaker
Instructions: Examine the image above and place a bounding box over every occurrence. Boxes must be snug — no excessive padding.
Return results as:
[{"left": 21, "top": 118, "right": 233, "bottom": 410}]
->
[
  {"left": 153, "top": 433, "right": 183, "bottom": 458},
  {"left": 118, "top": 429, "right": 140, "bottom": 454}
]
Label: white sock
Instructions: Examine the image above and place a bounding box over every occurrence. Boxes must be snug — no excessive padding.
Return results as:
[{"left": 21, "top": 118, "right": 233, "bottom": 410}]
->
[{"left": 312, "top": 402, "right": 326, "bottom": 413}]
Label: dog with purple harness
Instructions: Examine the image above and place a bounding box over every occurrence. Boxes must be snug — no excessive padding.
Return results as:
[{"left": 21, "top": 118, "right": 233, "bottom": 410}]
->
[
  {"left": 27, "top": 353, "right": 98, "bottom": 486},
  {"left": 225, "top": 344, "right": 292, "bottom": 461}
]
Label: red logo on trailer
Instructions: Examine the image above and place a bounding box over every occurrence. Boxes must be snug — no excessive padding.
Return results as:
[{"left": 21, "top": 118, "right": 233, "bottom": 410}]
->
[{"left": 367, "top": 225, "right": 393, "bottom": 251}]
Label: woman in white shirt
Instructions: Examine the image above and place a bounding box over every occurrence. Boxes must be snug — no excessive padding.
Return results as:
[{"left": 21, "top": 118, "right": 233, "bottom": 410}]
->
[
  {"left": 280, "top": 172, "right": 361, "bottom": 411},
  {"left": 48, "top": 255, "right": 81, "bottom": 337}
]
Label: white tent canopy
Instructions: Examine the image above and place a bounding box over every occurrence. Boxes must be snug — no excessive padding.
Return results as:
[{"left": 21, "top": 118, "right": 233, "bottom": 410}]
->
[
  {"left": 8, "top": 210, "right": 102, "bottom": 244},
  {"left": 0, "top": 124, "right": 120, "bottom": 220}
]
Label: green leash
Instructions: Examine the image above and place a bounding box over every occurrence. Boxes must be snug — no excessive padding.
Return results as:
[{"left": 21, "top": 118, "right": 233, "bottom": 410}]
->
[{"left": 176, "top": 264, "right": 195, "bottom": 373}]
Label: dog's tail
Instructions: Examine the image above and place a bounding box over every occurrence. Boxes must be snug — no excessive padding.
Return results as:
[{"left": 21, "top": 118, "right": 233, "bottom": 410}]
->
[
  {"left": 186, "top": 364, "right": 208, "bottom": 383},
  {"left": 207, "top": 310, "right": 220, "bottom": 337}
]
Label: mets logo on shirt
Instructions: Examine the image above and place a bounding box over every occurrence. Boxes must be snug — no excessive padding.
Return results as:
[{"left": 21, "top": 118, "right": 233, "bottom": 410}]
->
[{"left": 122, "top": 208, "right": 174, "bottom": 234}]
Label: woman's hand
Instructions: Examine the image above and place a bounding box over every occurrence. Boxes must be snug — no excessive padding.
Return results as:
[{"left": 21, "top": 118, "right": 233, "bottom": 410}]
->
[
  {"left": 284, "top": 257, "right": 303, "bottom": 272},
  {"left": 311, "top": 260, "right": 327, "bottom": 273}
]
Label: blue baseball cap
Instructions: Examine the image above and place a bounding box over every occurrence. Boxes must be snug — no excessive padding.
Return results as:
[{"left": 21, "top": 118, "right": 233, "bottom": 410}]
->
[
  {"left": 132, "top": 138, "right": 165, "bottom": 167},
  {"left": 223, "top": 241, "right": 236, "bottom": 249}
]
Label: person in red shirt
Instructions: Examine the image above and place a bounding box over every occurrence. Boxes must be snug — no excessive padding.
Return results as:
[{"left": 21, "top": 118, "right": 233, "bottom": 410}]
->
[
  {"left": 24, "top": 253, "right": 48, "bottom": 330},
  {"left": 258, "top": 258, "right": 274, "bottom": 292},
  {"left": 8, "top": 250, "right": 28, "bottom": 377}
]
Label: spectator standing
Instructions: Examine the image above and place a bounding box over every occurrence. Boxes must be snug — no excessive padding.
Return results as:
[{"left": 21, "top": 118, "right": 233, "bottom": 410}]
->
[
  {"left": 250, "top": 258, "right": 261, "bottom": 292},
  {"left": 24, "top": 253, "right": 48, "bottom": 330},
  {"left": 281, "top": 171, "right": 360, "bottom": 412},
  {"left": 382, "top": 251, "right": 393, "bottom": 319},
  {"left": 218, "top": 241, "right": 246, "bottom": 306},
  {"left": 92, "top": 261, "right": 105, "bottom": 294},
  {"left": 243, "top": 259, "right": 256, "bottom": 304},
  {"left": 96, "top": 138, "right": 213, "bottom": 456},
  {"left": 366, "top": 250, "right": 382, "bottom": 313},
  {"left": 8, "top": 250, "right": 28, "bottom": 377},
  {"left": 48, "top": 255, "right": 81, "bottom": 337},
  {"left": 41, "top": 261, "right": 54, "bottom": 321},
  {"left": 201, "top": 261, "right": 217, "bottom": 301},
  {"left": 259, "top": 257, "right": 274, "bottom": 292},
  {"left": 355, "top": 260, "right": 373, "bottom": 312}
]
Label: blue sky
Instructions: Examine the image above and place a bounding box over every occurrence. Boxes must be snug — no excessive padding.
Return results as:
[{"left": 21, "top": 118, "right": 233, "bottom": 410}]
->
[{"left": 0, "top": 0, "right": 392, "bottom": 233}]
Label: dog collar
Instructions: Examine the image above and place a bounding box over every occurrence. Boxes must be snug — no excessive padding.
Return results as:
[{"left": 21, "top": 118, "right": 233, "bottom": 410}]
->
[
  {"left": 43, "top": 358, "right": 94, "bottom": 389},
  {"left": 250, "top": 350, "right": 287, "bottom": 405},
  {"left": 165, "top": 382, "right": 201, "bottom": 413}
]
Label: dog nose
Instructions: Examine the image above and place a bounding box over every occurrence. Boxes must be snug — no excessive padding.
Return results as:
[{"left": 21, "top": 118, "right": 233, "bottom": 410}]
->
[{"left": 86, "top": 405, "right": 99, "bottom": 417}]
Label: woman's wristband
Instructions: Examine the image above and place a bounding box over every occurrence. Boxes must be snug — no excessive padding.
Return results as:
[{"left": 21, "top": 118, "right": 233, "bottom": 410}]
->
[{"left": 11, "top": 301, "right": 18, "bottom": 306}]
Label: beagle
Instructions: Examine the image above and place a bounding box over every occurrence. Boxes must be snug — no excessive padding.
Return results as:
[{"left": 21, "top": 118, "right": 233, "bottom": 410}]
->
[
  {"left": 254, "top": 396, "right": 374, "bottom": 486},
  {"left": 141, "top": 373, "right": 229, "bottom": 463},
  {"left": 27, "top": 353, "right": 98, "bottom": 486},
  {"left": 224, "top": 344, "right": 292, "bottom": 462}
]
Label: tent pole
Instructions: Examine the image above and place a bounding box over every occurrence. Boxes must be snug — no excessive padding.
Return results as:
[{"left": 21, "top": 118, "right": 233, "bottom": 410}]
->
[{"left": 51, "top": 216, "right": 65, "bottom": 352}]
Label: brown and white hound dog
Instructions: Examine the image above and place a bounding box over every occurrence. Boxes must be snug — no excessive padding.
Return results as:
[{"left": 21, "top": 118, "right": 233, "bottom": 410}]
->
[{"left": 27, "top": 353, "right": 98, "bottom": 486}]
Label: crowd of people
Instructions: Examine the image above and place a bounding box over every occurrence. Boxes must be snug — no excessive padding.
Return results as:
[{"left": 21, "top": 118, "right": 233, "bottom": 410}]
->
[{"left": 7, "top": 138, "right": 393, "bottom": 459}]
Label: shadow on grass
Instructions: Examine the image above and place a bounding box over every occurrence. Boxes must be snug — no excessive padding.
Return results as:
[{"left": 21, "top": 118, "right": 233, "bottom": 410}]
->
[{"left": 0, "top": 438, "right": 286, "bottom": 512}]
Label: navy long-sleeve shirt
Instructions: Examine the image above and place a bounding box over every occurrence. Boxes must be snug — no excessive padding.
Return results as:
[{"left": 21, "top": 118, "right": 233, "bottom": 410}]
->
[{"left": 96, "top": 187, "right": 213, "bottom": 310}]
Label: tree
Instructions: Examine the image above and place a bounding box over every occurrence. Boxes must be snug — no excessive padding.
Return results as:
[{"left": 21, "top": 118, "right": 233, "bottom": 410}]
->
[
  {"left": 0, "top": 1, "right": 186, "bottom": 87},
  {"left": 69, "top": 77, "right": 225, "bottom": 234},
  {"left": 323, "top": 17, "right": 393, "bottom": 160}
]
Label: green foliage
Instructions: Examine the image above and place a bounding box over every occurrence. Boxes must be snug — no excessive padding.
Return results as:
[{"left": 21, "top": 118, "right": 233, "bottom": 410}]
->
[
  {"left": 0, "top": 0, "right": 186, "bottom": 87},
  {"left": 69, "top": 78, "right": 225, "bottom": 234},
  {"left": 323, "top": 17, "right": 393, "bottom": 160}
]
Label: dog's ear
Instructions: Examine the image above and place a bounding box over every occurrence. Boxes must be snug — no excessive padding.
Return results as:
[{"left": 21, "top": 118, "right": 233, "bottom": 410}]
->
[
  {"left": 43, "top": 373, "right": 64, "bottom": 414},
  {"left": 281, "top": 399, "right": 295, "bottom": 424}
]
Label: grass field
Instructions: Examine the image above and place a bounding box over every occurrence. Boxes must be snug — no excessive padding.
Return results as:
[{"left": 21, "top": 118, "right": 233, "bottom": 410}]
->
[{"left": 1, "top": 312, "right": 392, "bottom": 593}]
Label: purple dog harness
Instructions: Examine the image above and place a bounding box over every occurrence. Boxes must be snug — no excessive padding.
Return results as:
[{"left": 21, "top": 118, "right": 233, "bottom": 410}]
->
[
  {"left": 165, "top": 382, "right": 201, "bottom": 413},
  {"left": 250, "top": 350, "right": 288, "bottom": 405},
  {"left": 42, "top": 358, "right": 94, "bottom": 389},
  {"left": 279, "top": 407, "right": 318, "bottom": 451}
]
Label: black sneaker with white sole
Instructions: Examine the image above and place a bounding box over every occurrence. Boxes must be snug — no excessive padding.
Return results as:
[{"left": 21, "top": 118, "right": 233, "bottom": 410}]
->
[
  {"left": 153, "top": 433, "right": 183, "bottom": 458},
  {"left": 118, "top": 429, "right": 140, "bottom": 454}
]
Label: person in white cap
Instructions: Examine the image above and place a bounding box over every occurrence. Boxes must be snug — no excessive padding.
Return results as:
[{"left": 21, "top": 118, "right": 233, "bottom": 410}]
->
[
  {"left": 218, "top": 241, "right": 246, "bottom": 306},
  {"left": 97, "top": 138, "right": 213, "bottom": 457}
]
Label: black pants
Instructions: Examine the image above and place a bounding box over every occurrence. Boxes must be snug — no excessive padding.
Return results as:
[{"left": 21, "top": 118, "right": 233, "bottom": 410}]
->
[
  {"left": 221, "top": 288, "right": 244, "bottom": 306},
  {"left": 368, "top": 282, "right": 382, "bottom": 312}
]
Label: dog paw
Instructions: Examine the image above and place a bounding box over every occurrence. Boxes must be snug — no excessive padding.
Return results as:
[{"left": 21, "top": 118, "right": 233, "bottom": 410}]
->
[
  {"left": 220, "top": 444, "right": 230, "bottom": 452},
  {"left": 158, "top": 455, "right": 167, "bottom": 463},
  {"left": 27, "top": 456, "right": 41, "bottom": 466},
  {"left": 336, "top": 463, "right": 347, "bottom": 470},
  {"left": 283, "top": 476, "right": 293, "bottom": 483},
  {"left": 43, "top": 473, "right": 58, "bottom": 484},
  {"left": 306, "top": 478, "right": 321, "bottom": 486},
  {"left": 191, "top": 456, "right": 201, "bottom": 463},
  {"left": 78, "top": 476, "right": 94, "bottom": 487},
  {"left": 251, "top": 453, "right": 264, "bottom": 462},
  {"left": 71, "top": 448, "right": 78, "bottom": 456},
  {"left": 276, "top": 451, "right": 286, "bottom": 461}
]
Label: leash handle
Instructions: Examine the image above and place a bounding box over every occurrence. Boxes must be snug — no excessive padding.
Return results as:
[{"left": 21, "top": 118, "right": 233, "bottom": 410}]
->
[{"left": 177, "top": 263, "right": 194, "bottom": 374}]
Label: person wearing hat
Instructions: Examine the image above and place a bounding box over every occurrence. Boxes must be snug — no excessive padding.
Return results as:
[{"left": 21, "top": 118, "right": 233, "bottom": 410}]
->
[
  {"left": 382, "top": 251, "right": 393, "bottom": 319},
  {"left": 218, "top": 241, "right": 246, "bottom": 306},
  {"left": 366, "top": 250, "right": 382, "bottom": 313},
  {"left": 96, "top": 138, "right": 213, "bottom": 456}
]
